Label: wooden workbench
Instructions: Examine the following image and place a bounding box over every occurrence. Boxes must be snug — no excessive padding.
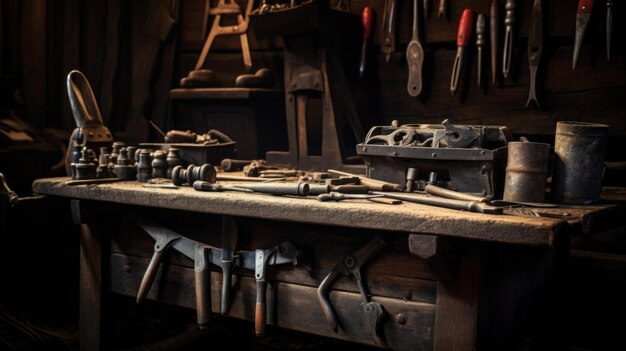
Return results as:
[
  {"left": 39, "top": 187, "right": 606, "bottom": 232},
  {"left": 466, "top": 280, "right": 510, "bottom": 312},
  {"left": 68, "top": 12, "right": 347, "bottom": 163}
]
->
[{"left": 32, "top": 177, "right": 626, "bottom": 351}]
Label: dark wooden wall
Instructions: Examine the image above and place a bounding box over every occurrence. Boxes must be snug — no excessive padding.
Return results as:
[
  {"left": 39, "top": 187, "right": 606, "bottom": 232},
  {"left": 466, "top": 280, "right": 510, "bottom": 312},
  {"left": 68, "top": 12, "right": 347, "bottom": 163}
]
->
[
  {"left": 3, "top": 0, "right": 625, "bottom": 141},
  {"left": 174, "top": 0, "right": 626, "bottom": 140}
]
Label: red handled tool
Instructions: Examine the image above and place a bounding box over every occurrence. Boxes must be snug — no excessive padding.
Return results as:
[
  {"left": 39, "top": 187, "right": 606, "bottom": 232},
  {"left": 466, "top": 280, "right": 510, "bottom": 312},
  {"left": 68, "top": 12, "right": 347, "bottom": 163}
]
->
[
  {"left": 359, "top": 6, "right": 374, "bottom": 78},
  {"left": 573, "top": 0, "right": 594, "bottom": 70},
  {"left": 450, "top": 9, "right": 474, "bottom": 96}
]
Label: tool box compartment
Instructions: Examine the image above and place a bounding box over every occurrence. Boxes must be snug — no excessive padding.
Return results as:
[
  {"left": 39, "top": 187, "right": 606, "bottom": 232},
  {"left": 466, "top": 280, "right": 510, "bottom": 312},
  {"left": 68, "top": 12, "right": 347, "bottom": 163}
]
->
[{"left": 356, "top": 122, "right": 511, "bottom": 198}]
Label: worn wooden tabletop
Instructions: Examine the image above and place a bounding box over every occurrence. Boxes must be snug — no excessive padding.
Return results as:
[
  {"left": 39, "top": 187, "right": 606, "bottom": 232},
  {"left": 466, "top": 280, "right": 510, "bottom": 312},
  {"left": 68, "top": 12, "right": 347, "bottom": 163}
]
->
[{"left": 32, "top": 177, "right": 626, "bottom": 248}]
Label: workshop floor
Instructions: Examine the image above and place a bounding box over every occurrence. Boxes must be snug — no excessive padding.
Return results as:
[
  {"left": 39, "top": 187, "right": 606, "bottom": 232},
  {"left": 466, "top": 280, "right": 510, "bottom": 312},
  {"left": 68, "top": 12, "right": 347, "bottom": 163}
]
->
[{"left": 0, "top": 294, "right": 379, "bottom": 351}]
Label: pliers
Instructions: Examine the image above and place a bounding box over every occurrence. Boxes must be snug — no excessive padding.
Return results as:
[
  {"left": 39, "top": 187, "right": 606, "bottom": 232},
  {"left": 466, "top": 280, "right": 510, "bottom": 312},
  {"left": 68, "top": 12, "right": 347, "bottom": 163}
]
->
[{"left": 316, "top": 236, "right": 387, "bottom": 347}]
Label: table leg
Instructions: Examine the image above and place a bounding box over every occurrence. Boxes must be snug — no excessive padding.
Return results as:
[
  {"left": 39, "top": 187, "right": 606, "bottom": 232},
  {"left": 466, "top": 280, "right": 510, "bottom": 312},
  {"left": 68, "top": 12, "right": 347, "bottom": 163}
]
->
[
  {"left": 73, "top": 200, "right": 104, "bottom": 351},
  {"left": 433, "top": 245, "right": 482, "bottom": 351}
]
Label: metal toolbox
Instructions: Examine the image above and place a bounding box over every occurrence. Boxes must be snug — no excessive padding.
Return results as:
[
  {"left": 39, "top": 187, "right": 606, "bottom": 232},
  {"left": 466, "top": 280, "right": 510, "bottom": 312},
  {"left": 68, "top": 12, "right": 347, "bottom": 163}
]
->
[{"left": 356, "top": 120, "right": 512, "bottom": 198}]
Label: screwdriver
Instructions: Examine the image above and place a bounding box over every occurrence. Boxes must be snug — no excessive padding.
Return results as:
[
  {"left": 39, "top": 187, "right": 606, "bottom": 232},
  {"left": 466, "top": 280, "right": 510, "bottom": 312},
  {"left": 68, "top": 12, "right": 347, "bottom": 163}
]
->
[
  {"left": 476, "top": 14, "right": 486, "bottom": 90},
  {"left": 450, "top": 9, "right": 474, "bottom": 96},
  {"left": 502, "top": 0, "right": 516, "bottom": 79},
  {"left": 490, "top": 0, "right": 499, "bottom": 86},
  {"left": 359, "top": 6, "right": 374, "bottom": 78},
  {"left": 573, "top": 0, "right": 594, "bottom": 70}
]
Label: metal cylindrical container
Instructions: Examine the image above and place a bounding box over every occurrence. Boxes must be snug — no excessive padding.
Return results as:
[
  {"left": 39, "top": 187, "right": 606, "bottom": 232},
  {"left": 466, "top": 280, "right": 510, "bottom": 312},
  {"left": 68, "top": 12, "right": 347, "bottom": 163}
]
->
[
  {"left": 552, "top": 121, "right": 609, "bottom": 204},
  {"left": 503, "top": 141, "right": 550, "bottom": 203}
]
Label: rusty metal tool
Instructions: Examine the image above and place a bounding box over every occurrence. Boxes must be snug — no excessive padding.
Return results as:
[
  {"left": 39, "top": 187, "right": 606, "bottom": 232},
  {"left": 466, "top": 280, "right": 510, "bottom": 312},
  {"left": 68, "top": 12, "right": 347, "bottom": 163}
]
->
[
  {"left": 437, "top": 0, "right": 447, "bottom": 20},
  {"left": 216, "top": 174, "right": 285, "bottom": 182},
  {"left": 308, "top": 184, "right": 370, "bottom": 196},
  {"left": 220, "top": 158, "right": 254, "bottom": 172},
  {"left": 424, "top": 183, "right": 556, "bottom": 208},
  {"left": 371, "top": 190, "right": 504, "bottom": 214},
  {"left": 606, "top": 0, "right": 613, "bottom": 61},
  {"left": 220, "top": 216, "right": 238, "bottom": 315},
  {"left": 424, "top": 183, "right": 491, "bottom": 203},
  {"left": 502, "top": 0, "right": 516, "bottom": 79},
  {"left": 526, "top": 0, "right": 543, "bottom": 109},
  {"left": 407, "top": 0, "right": 424, "bottom": 97},
  {"left": 490, "top": 0, "right": 499, "bottom": 85},
  {"left": 317, "top": 192, "right": 386, "bottom": 202},
  {"left": 194, "top": 180, "right": 309, "bottom": 196},
  {"left": 450, "top": 9, "right": 474, "bottom": 96},
  {"left": 65, "top": 178, "right": 122, "bottom": 186},
  {"left": 573, "top": 0, "right": 594, "bottom": 70},
  {"left": 327, "top": 169, "right": 403, "bottom": 192},
  {"left": 130, "top": 213, "right": 220, "bottom": 328},
  {"left": 381, "top": 0, "right": 397, "bottom": 62},
  {"left": 317, "top": 236, "right": 387, "bottom": 346},
  {"left": 193, "top": 181, "right": 253, "bottom": 192},
  {"left": 359, "top": 6, "right": 374, "bottom": 78},
  {"left": 476, "top": 14, "right": 486, "bottom": 89},
  {"left": 243, "top": 242, "right": 298, "bottom": 336}
]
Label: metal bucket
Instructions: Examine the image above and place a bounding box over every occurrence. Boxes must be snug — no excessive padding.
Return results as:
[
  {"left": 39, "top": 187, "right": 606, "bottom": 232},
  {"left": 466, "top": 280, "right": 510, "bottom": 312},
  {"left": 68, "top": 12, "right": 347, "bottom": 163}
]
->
[
  {"left": 551, "top": 121, "right": 609, "bottom": 204},
  {"left": 503, "top": 141, "right": 550, "bottom": 203}
]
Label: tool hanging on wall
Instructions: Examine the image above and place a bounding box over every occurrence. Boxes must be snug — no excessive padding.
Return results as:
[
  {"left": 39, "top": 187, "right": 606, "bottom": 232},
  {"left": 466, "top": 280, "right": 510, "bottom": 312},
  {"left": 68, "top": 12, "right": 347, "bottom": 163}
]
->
[
  {"left": 248, "top": 242, "right": 298, "bottom": 336},
  {"left": 526, "top": 0, "right": 543, "bottom": 109},
  {"left": 381, "top": 0, "right": 397, "bottom": 62},
  {"left": 606, "top": 0, "right": 613, "bottom": 61},
  {"left": 407, "top": 0, "right": 424, "bottom": 97},
  {"left": 437, "top": 0, "right": 447, "bottom": 20},
  {"left": 424, "top": 0, "right": 430, "bottom": 18},
  {"left": 573, "top": 0, "right": 593, "bottom": 70},
  {"left": 359, "top": 6, "right": 374, "bottom": 78},
  {"left": 131, "top": 213, "right": 221, "bottom": 328},
  {"left": 317, "top": 236, "right": 388, "bottom": 347},
  {"left": 180, "top": 0, "right": 254, "bottom": 87},
  {"left": 490, "top": 0, "right": 499, "bottom": 86},
  {"left": 476, "top": 14, "right": 486, "bottom": 90},
  {"left": 450, "top": 9, "right": 474, "bottom": 96},
  {"left": 502, "top": 0, "right": 516, "bottom": 79}
]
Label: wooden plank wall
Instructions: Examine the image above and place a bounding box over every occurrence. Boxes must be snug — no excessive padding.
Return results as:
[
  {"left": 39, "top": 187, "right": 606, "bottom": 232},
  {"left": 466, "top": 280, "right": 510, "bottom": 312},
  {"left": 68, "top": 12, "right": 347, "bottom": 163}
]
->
[
  {"left": 173, "top": 0, "right": 626, "bottom": 159},
  {"left": 6, "top": 0, "right": 625, "bottom": 150}
]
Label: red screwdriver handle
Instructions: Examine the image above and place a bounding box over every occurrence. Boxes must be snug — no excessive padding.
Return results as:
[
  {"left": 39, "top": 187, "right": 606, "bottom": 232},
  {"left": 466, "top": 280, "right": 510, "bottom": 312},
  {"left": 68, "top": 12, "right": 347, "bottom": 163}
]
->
[
  {"left": 457, "top": 9, "right": 474, "bottom": 47},
  {"left": 362, "top": 6, "right": 374, "bottom": 39},
  {"left": 577, "top": 0, "right": 593, "bottom": 13}
]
